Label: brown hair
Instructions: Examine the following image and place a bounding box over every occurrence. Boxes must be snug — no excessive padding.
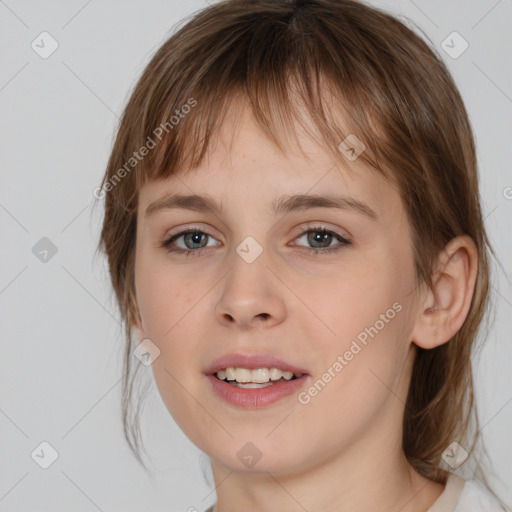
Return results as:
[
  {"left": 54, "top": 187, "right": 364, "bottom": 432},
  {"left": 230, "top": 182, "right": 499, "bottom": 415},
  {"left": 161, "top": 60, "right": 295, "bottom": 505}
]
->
[{"left": 95, "top": 0, "right": 505, "bottom": 505}]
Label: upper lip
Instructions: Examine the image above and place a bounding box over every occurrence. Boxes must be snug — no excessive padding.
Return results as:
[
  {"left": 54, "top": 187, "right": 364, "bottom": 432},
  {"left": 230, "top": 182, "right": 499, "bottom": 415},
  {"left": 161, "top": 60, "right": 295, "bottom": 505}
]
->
[{"left": 205, "top": 353, "right": 309, "bottom": 375}]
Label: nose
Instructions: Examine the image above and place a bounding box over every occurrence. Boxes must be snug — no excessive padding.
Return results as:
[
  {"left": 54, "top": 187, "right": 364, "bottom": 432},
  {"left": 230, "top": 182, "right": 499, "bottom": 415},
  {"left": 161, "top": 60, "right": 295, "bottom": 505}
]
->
[{"left": 214, "top": 252, "right": 287, "bottom": 330}]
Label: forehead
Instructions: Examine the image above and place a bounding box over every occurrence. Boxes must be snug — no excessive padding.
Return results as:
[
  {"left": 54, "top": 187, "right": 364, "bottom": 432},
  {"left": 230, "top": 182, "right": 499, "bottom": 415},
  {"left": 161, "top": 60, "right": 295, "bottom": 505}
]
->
[{"left": 138, "top": 102, "right": 402, "bottom": 224}]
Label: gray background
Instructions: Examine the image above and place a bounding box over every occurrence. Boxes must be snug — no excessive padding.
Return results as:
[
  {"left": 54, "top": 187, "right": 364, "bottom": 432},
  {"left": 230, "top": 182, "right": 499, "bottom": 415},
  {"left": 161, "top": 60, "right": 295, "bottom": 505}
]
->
[{"left": 0, "top": 0, "right": 511, "bottom": 511}]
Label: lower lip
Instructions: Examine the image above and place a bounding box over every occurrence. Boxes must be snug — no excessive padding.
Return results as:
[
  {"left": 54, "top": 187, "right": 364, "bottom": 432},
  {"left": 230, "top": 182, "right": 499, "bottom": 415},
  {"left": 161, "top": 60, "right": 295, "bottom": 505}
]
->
[{"left": 207, "top": 374, "right": 308, "bottom": 408}]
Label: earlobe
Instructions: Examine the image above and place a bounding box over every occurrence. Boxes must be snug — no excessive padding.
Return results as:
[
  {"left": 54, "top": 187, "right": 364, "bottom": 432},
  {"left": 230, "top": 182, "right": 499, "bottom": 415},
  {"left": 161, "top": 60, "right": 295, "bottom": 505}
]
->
[
  {"left": 411, "top": 235, "right": 478, "bottom": 350},
  {"left": 130, "top": 299, "right": 147, "bottom": 342},
  {"left": 132, "top": 312, "right": 147, "bottom": 341}
]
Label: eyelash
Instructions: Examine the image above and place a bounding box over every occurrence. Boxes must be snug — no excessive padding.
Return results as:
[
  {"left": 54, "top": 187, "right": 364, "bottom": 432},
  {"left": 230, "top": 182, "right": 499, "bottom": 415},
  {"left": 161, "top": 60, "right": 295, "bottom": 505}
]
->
[{"left": 160, "top": 225, "right": 351, "bottom": 257}]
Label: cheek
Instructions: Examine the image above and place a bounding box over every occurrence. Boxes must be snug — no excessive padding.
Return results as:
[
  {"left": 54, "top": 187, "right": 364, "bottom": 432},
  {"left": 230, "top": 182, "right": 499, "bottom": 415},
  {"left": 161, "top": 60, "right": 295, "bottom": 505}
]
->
[
  {"left": 135, "top": 259, "right": 196, "bottom": 339},
  {"left": 296, "top": 259, "right": 401, "bottom": 342},
  {"left": 300, "top": 259, "right": 412, "bottom": 399},
  {"left": 138, "top": 280, "right": 208, "bottom": 439},
  {"left": 135, "top": 267, "right": 207, "bottom": 403},
  {"left": 138, "top": 281, "right": 201, "bottom": 376},
  {"left": 296, "top": 318, "right": 408, "bottom": 448}
]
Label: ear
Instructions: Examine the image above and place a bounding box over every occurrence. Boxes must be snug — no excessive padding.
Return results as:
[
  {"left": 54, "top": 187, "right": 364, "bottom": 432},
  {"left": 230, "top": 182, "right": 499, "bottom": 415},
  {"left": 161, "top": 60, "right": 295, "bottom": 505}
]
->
[
  {"left": 132, "top": 319, "right": 146, "bottom": 343},
  {"left": 129, "top": 293, "right": 147, "bottom": 342},
  {"left": 411, "top": 235, "right": 478, "bottom": 349}
]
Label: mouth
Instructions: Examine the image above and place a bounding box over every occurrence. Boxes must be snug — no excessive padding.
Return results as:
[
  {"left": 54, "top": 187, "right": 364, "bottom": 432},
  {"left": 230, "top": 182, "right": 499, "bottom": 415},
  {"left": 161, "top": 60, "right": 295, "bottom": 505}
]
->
[
  {"left": 214, "top": 367, "right": 303, "bottom": 388},
  {"left": 205, "top": 354, "right": 309, "bottom": 408}
]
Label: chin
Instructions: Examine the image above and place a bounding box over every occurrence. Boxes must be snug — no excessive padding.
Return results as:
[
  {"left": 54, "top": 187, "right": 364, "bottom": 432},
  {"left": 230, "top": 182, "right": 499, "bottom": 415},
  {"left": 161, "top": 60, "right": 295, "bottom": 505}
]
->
[{"left": 203, "top": 435, "right": 311, "bottom": 476}]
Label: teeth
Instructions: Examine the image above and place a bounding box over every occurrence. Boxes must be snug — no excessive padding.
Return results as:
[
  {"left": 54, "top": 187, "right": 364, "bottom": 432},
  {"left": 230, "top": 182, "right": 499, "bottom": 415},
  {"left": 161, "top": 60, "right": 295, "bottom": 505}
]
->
[
  {"left": 235, "top": 368, "right": 252, "bottom": 383},
  {"left": 225, "top": 367, "right": 236, "bottom": 380},
  {"left": 216, "top": 367, "right": 300, "bottom": 383},
  {"left": 232, "top": 382, "right": 274, "bottom": 389},
  {"left": 269, "top": 368, "right": 280, "bottom": 381},
  {"left": 252, "top": 368, "right": 270, "bottom": 383}
]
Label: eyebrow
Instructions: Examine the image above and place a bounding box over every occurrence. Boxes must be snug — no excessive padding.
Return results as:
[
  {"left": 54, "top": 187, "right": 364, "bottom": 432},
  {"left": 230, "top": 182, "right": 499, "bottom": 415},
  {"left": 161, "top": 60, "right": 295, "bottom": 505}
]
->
[{"left": 144, "top": 193, "right": 378, "bottom": 220}]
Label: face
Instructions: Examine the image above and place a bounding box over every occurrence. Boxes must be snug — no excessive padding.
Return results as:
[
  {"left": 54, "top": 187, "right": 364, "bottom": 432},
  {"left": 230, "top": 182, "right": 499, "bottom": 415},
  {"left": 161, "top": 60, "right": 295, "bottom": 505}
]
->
[{"left": 134, "top": 101, "right": 423, "bottom": 476}]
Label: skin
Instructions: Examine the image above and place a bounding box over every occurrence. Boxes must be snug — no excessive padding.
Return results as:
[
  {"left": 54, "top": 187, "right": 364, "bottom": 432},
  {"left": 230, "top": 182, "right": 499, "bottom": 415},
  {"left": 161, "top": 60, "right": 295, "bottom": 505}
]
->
[{"left": 133, "top": 99, "right": 478, "bottom": 512}]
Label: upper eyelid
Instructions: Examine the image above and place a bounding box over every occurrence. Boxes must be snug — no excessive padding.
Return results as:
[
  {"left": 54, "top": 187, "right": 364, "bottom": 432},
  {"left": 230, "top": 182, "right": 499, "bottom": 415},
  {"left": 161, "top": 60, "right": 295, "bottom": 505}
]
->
[
  {"left": 165, "top": 222, "right": 346, "bottom": 237},
  {"left": 165, "top": 223, "right": 349, "bottom": 246}
]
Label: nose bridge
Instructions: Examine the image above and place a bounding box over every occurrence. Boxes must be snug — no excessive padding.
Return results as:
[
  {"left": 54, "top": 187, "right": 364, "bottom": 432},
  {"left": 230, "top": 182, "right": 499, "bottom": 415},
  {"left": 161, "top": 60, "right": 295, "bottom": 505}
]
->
[{"left": 214, "top": 234, "right": 286, "bottom": 328}]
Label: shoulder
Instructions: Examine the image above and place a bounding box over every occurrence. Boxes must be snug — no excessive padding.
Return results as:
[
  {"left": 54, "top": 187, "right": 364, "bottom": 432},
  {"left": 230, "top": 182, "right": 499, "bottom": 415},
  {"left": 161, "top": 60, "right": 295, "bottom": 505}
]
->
[
  {"left": 454, "top": 477, "right": 505, "bottom": 511},
  {"left": 428, "top": 473, "right": 506, "bottom": 512}
]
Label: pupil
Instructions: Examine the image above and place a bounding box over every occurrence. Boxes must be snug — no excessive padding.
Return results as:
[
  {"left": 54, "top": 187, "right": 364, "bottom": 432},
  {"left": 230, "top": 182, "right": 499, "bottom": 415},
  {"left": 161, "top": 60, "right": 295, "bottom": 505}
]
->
[
  {"left": 186, "top": 232, "right": 206, "bottom": 248},
  {"left": 309, "top": 231, "right": 331, "bottom": 248}
]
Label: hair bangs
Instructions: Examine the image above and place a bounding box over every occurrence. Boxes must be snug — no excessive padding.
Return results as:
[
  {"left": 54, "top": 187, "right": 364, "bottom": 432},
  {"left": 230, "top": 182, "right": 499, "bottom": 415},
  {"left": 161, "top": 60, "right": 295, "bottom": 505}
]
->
[{"left": 132, "top": 7, "right": 395, "bottom": 191}]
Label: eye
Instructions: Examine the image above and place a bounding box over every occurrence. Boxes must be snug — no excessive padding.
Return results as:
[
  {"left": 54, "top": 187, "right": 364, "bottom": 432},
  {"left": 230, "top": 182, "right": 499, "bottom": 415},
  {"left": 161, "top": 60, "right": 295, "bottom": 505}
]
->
[
  {"left": 160, "top": 225, "right": 351, "bottom": 257},
  {"left": 160, "top": 227, "right": 220, "bottom": 257},
  {"left": 293, "top": 226, "right": 351, "bottom": 255}
]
